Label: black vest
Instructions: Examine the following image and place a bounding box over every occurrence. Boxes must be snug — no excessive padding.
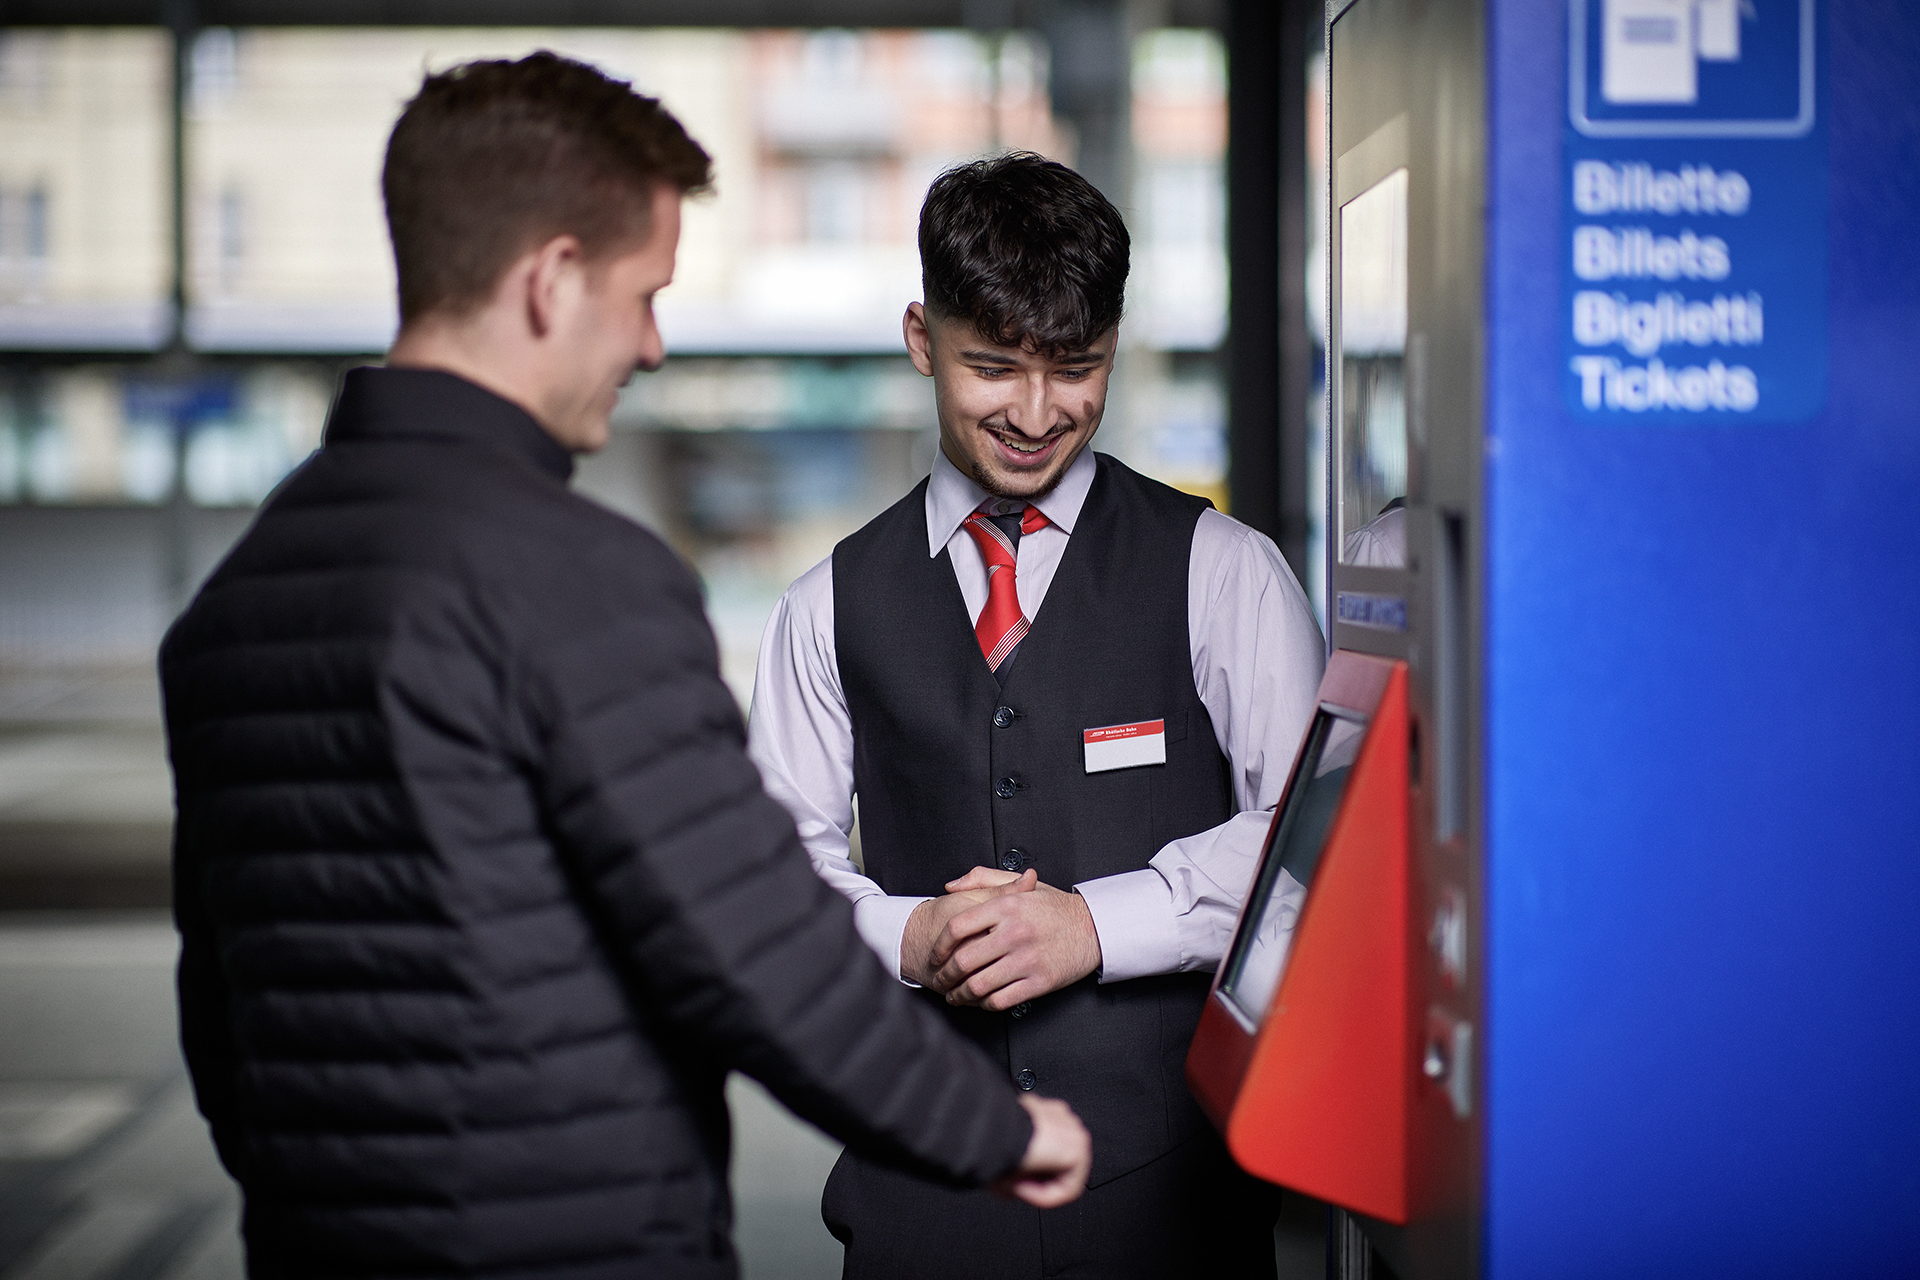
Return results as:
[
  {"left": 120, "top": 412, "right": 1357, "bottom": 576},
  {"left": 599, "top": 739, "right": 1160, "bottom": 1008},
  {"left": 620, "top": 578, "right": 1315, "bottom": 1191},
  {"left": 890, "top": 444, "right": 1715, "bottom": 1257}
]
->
[{"left": 833, "top": 454, "right": 1234, "bottom": 1185}]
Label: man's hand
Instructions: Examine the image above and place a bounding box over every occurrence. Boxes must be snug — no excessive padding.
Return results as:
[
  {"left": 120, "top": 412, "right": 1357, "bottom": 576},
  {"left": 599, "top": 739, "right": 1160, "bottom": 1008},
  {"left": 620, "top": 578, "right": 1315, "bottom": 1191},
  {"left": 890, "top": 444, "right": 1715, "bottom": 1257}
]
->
[
  {"left": 943, "top": 865, "right": 1025, "bottom": 894},
  {"left": 927, "top": 872, "right": 1103, "bottom": 1010},
  {"left": 988, "top": 1094, "right": 1090, "bottom": 1208},
  {"left": 899, "top": 871, "right": 1036, "bottom": 987}
]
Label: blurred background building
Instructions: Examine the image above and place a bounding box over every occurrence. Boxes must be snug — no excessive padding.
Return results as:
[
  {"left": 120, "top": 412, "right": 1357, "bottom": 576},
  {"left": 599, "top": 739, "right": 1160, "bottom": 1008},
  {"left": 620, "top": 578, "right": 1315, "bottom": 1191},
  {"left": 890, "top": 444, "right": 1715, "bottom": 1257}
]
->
[
  {"left": 0, "top": 6, "right": 1327, "bottom": 1277},
  {"left": 0, "top": 21, "right": 1279, "bottom": 693}
]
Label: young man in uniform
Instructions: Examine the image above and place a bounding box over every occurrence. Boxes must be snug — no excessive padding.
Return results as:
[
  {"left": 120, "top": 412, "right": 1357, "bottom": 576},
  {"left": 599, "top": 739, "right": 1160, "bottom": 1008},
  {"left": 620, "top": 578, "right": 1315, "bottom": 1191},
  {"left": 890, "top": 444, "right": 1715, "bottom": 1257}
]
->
[
  {"left": 749, "top": 153, "right": 1325, "bottom": 1278},
  {"left": 162, "top": 61, "right": 1089, "bottom": 1279}
]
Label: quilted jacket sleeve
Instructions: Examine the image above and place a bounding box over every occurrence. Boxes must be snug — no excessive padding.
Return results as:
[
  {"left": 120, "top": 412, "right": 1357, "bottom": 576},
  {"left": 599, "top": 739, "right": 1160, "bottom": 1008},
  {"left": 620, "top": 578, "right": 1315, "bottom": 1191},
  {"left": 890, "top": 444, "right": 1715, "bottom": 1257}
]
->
[
  {"left": 524, "top": 537, "right": 1034, "bottom": 1189},
  {"left": 164, "top": 683, "right": 248, "bottom": 1185}
]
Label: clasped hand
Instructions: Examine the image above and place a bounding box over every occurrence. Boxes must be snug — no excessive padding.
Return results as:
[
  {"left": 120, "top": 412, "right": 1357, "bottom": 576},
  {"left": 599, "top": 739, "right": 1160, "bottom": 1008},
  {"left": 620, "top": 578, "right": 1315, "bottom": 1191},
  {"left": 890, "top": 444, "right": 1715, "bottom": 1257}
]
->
[{"left": 900, "top": 866, "right": 1103, "bottom": 1010}]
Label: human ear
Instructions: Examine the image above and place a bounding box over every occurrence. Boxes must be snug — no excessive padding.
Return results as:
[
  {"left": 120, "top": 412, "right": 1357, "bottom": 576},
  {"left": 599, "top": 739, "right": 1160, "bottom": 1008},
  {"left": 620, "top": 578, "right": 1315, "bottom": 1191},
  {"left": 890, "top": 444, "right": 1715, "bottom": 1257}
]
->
[
  {"left": 524, "top": 234, "right": 585, "bottom": 340},
  {"left": 903, "top": 302, "right": 936, "bottom": 377}
]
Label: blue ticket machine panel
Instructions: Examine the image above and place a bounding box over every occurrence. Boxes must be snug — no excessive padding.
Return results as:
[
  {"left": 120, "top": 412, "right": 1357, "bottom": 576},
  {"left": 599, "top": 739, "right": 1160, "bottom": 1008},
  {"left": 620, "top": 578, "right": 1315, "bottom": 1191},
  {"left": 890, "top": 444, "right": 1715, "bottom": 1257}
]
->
[
  {"left": 1273, "top": 1, "right": 1920, "bottom": 1277},
  {"left": 1484, "top": 1, "right": 1920, "bottom": 1276}
]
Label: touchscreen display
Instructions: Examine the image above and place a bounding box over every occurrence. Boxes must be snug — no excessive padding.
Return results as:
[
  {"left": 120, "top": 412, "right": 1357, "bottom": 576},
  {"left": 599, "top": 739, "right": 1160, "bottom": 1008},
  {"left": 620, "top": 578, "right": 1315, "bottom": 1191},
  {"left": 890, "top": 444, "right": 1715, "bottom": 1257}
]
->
[{"left": 1216, "top": 707, "right": 1369, "bottom": 1028}]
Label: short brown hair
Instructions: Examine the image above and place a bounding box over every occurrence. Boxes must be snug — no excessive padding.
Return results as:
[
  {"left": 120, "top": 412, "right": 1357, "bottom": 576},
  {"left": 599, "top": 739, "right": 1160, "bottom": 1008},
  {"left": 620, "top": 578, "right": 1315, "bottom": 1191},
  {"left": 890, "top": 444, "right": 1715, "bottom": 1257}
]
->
[
  {"left": 383, "top": 51, "right": 713, "bottom": 324},
  {"left": 919, "top": 153, "right": 1128, "bottom": 356}
]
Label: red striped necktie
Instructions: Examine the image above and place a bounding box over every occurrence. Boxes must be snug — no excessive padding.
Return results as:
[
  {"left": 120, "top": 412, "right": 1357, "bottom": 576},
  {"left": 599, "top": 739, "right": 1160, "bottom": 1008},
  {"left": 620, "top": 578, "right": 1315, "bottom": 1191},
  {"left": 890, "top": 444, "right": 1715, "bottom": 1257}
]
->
[{"left": 962, "top": 504, "right": 1050, "bottom": 675}]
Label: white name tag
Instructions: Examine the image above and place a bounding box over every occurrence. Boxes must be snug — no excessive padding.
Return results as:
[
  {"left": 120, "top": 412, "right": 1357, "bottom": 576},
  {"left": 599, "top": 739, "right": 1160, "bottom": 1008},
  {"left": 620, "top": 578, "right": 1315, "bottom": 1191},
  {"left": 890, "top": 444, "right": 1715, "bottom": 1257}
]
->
[{"left": 1083, "top": 719, "right": 1167, "bottom": 773}]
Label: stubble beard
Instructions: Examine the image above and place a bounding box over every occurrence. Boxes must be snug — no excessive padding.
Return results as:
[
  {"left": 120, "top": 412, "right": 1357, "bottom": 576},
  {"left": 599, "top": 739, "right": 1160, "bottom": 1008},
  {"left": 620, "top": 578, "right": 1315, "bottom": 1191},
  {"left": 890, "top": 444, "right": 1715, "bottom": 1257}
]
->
[{"left": 955, "top": 422, "right": 1093, "bottom": 502}]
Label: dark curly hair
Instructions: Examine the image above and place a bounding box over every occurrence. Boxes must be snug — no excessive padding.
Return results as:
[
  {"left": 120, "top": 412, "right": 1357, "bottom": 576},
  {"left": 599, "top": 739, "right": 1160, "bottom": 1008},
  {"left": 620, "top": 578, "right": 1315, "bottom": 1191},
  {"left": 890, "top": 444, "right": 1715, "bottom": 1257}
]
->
[
  {"left": 918, "top": 152, "right": 1130, "bottom": 356},
  {"left": 383, "top": 51, "right": 713, "bottom": 324}
]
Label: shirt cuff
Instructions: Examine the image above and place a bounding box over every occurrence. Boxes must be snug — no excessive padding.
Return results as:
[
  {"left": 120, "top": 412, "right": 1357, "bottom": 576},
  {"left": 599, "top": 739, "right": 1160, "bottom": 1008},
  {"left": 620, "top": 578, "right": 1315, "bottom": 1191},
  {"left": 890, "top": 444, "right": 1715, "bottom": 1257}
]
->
[
  {"left": 851, "top": 893, "right": 932, "bottom": 984},
  {"left": 1074, "top": 868, "right": 1181, "bottom": 984}
]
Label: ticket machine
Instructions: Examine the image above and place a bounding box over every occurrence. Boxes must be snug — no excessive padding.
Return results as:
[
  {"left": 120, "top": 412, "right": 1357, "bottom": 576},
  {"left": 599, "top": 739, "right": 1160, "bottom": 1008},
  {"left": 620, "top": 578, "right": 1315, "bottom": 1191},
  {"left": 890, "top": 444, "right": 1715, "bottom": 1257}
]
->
[{"left": 1190, "top": 2, "right": 1920, "bottom": 1277}]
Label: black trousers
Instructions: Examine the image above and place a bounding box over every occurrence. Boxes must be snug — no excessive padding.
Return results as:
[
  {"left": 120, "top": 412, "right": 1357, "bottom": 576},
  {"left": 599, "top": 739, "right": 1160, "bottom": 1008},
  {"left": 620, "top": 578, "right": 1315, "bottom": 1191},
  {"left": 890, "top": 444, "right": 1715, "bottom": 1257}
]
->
[{"left": 822, "top": 1128, "right": 1281, "bottom": 1280}]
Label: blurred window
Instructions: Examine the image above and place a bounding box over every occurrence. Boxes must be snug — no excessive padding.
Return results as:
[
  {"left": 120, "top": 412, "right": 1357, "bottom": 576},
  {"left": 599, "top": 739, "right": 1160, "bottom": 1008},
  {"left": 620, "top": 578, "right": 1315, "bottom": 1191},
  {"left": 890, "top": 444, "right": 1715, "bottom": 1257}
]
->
[
  {"left": 184, "top": 27, "right": 737, "bottom": 353},
  {"left": 1131, "top": 29, "right": 1227, "bottom": 352},
  {"left": 0, "top": 363, "right": 335, "bottom": 508},
  {"left": 0, "top": 29, "right": 172, "bottom": 350},
  {"left": 1, "top": 23, "right": 1237, "bottom": 705},
  {"left": 1121, "top": 30, "right": 1229, "bottom": 515}
]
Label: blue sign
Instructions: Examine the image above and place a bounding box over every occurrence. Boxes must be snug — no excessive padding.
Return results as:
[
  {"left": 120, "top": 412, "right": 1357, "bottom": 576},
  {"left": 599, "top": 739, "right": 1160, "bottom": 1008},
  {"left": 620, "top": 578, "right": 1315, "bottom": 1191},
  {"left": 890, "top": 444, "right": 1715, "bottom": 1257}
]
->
[
  {"left": 1562, "top": 0, "right": 1826, "bottom": 424},
  {"left": 1335, "top": 591, "right": 1407, "bottom": 631},
  {"left": 124, "top": 376, "right": 239, "bottom": 431}
]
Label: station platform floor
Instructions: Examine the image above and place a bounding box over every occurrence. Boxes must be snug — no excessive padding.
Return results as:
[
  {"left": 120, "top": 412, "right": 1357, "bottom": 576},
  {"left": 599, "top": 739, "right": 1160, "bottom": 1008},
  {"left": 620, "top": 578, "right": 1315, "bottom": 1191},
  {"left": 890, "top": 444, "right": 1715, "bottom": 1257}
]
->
[{"left": 0, "top": 667, "right": 1325, "bottom": 1278}]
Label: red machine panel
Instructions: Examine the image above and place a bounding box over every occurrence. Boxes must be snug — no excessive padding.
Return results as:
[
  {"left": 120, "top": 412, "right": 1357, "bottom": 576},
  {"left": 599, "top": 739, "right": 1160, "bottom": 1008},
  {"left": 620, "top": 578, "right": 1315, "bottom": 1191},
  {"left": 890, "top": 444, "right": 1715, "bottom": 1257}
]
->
[{"left": 1187, "top": 651, "right": 1414, "bottom": 1223}]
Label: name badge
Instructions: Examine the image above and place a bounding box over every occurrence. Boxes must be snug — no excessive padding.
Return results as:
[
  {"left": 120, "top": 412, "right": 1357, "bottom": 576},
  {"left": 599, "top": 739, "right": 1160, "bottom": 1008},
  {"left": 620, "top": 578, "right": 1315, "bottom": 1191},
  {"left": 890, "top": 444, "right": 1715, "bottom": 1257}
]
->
[{"left": 1083, "top": 719, "right": 1166, "bottom": 773}]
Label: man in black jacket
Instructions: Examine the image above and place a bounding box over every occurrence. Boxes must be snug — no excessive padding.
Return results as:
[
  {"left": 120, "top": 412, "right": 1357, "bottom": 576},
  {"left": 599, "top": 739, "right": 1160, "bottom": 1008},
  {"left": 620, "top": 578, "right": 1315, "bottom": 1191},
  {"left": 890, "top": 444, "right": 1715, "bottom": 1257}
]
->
[{"left": 161, "top": 54, "right": 1087, "bottom": 1280}]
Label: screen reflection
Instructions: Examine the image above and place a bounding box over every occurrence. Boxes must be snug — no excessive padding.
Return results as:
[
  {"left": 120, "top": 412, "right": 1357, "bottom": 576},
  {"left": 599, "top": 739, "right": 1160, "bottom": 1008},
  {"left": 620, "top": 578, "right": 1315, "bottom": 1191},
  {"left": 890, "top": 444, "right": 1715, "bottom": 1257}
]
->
[
  {"left": 1218, "top": 709, "right": 1369, "bottom": 1027},
  {"left": 1337, "top": 166, "right": 1409, "bottom": 569}
]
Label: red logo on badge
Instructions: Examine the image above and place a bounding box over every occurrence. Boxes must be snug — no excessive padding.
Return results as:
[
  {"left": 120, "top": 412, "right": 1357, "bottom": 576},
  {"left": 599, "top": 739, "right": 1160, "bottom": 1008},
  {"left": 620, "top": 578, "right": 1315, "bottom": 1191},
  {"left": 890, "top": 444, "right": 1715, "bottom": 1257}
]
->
[{"left": 1083, "top": 719, "right": 1165, "bottom": 745}]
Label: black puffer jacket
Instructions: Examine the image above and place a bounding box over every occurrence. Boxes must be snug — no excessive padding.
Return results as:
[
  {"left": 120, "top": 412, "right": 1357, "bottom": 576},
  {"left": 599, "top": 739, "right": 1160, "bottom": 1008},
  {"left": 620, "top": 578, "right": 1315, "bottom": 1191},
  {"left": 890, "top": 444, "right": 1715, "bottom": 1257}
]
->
[{"left": 161, "top": 367, "right": 1032, "bottom": 1279}]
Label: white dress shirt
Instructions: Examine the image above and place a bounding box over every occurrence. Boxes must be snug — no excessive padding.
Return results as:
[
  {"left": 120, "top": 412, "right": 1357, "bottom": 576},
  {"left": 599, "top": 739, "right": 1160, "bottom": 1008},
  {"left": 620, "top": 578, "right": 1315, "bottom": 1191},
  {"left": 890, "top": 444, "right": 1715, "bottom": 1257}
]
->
[{"left": 747, "top": 446, "right": 1325, "bottom": 984}]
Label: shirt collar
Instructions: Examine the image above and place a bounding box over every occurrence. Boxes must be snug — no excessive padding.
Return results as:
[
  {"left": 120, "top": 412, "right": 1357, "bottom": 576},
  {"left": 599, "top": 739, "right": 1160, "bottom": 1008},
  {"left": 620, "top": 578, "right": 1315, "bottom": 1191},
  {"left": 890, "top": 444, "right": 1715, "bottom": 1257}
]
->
[
  {"left": 322, "top": 365, "right": 575, "bottom": 483},
  {"left": 925, "top": 445, "right": 1096, "bottom": 558}
]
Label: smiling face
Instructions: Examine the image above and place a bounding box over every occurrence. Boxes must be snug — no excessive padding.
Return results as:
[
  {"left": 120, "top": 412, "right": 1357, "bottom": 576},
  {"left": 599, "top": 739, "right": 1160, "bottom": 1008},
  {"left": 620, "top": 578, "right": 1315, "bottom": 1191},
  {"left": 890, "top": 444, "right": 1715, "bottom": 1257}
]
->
[
  {"left": 905, "top": 302, "right": 1116, "bottom": 501},
  {"left": 542, "top": 184, "right": 682, "bottom": 452}
]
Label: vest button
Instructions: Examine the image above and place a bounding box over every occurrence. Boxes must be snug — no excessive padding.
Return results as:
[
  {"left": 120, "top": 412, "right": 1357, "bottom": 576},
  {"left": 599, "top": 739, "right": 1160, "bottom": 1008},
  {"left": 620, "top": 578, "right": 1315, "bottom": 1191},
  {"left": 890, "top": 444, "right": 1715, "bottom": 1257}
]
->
[
  {"left": 1015, "top": 1068, "right": 1037, "bottom": 1091},
  {"left": 1010, "top": 1001, "right": 1031, "bottom": 1019},
  {"left": 994, "top": 777, "right": 1018, "bottom": 799},
  {"left": 1000, "top": 848, "right": 1027, "bottom": 872},
  {"left": 993, "top": 705, "right": 1015, "bottom": 728}
]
